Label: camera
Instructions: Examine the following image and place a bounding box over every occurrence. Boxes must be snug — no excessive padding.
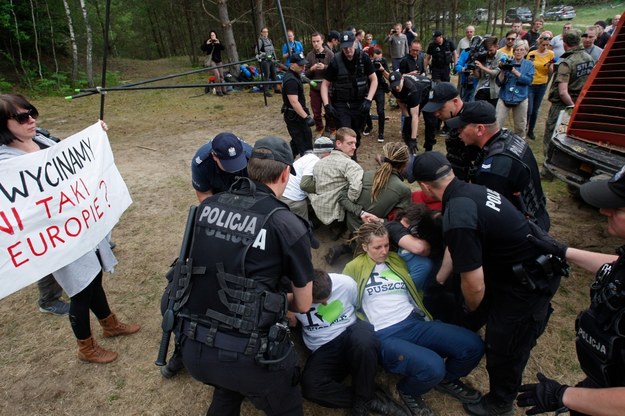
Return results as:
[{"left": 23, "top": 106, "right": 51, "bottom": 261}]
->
[
  {"left": 466, "top": 36, "right": 487, "bottom": 70},
  {"left": 315, "top": 52, "right": 326, "bottom": 61},
  {"left": 373, "top": 59, "right": 383, "bottom": 69},
  {"left": 500, "top": 57, "right": 520, "bottom": 71},
  {"left": 391, "top": 29, "right": 396, "bottom": 34}
]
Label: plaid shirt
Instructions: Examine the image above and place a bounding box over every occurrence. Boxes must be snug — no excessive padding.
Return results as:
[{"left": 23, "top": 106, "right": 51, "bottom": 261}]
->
[{"left": 309, "top": 150, "right": 363, "bottom": 224}]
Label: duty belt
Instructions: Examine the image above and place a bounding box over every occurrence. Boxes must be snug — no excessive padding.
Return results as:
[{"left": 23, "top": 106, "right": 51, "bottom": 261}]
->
[{"left": 180, "top": 318, "right": 260, "bottom": 356}]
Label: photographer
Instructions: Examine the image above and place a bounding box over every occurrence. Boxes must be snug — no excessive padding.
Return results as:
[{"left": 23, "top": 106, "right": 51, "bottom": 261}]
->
[
  {"left": 473, "top": 37, "right": 505, "bottom": 108},
  {"left": 495, "top": 40, "right": 534, "bottom": 139},
  {"left": 384, "top": 23, "right": 409, "bottom": 70},
  {"left": 364, "top": 48, "right": 390, "bottom": 143},
  {"left": 305, "top": 32, "right": 335, "bottom": 135},
  {"left": 454, "top": 36, "right": 483, "bottom": 102},
  {"left": 200, "top": 31, "right": 227, "bottom": 96}
]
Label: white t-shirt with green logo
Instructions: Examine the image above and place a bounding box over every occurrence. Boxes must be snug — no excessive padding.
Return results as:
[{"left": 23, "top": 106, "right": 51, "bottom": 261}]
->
[
  {"left": 295, "top": 273, "right": 357, "bottom": 352},
  {"left": 362, "top": 263, "right": 414, "bottom": 331}
]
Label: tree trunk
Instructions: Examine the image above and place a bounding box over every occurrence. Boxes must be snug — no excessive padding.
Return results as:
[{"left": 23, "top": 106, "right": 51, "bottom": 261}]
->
[
  {"left": 217, "top": 0, "right": 240, "bottom": 76},
  {"left": 79, "top": 0, "right": 94, "bottom": 87},
  {"left": 9, "top": 0, "right": 31, "bottom": 87},
  {"left": 254, "top": 0, "right": 264, "bottom": 33},
  {"left": 62, "top": 0, "right": 78, "bottom": 85},
  {"left": 44, "top": 0, "right": 60, "bottom": 76},
  {"left": 28, "top": 0, "right": 43, "bottom": 79}
]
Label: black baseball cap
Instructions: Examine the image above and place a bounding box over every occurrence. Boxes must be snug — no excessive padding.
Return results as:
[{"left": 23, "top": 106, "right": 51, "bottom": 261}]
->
[
  {"left": 340, "top": 31, "right": 355, "bottom": 48},
  {"left": 328, "top": 30, "right": 340, "bottom": 41},
  {"left": 433, "top": 30, "right": 443, "bottom": 38},
  {"left": 446, "top": 100, "right": 496, "bottom": 129},
  {"left": 389, "top": 71, "right": 403, "bottom": 89},
  {"left": 290, "top": 52, "right": 308, "bottom": 66},
  {"left": 422, "top": 82, "right": 459, "bottom": 112},
  {"left": 412, "top": 151, "right": 452, "bottom": 182},
  {"left": 580, "top": 166, "right": 625, "bottom": 208},
  {"left": 211, "top": 132, "right": 248, "bottom": 173},
  {"left": 252, "top": 136, "right": 296, "bottom": 174}
]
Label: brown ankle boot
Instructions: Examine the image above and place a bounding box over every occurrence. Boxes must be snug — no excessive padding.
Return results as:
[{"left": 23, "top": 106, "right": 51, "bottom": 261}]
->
[
  {"left": 77, "top": 335, "right": 118, "bottom": 363},
  {"left": 99, "top": 313, "right": 141, "bottom": 338}
]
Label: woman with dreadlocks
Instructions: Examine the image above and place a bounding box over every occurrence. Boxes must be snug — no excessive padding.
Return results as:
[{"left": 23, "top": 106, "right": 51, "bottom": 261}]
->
[{"left": 325, "top": 142, "right": 415, "bottom": 266}]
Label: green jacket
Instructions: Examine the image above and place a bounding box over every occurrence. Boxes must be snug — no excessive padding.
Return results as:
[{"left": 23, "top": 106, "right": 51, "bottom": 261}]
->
[{"left": 342, "top": 252, "right": 432, "bottom": 322}]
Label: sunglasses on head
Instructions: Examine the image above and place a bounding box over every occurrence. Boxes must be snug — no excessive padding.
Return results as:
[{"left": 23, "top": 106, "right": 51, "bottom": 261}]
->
[
  {"left": 11, "top": 108, "right": 39, "bottom": 124},
  {"left": 541, "top": 36, "right": 552, "bottom": 40}
]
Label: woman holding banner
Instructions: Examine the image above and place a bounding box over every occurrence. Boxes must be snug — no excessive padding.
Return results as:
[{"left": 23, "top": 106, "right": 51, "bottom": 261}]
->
[{"left": 0, "top": 94, "right": 140, "bottom": 364}]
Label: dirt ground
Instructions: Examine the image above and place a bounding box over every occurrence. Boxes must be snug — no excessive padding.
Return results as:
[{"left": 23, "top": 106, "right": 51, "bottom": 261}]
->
[{"left": 0, "top": 57, "right": 620, "bottom": 415}]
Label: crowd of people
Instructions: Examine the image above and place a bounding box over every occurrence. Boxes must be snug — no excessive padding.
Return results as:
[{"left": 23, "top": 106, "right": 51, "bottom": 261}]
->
[{"left": 3, "top": 11, "right": 624, "bottom": 416}]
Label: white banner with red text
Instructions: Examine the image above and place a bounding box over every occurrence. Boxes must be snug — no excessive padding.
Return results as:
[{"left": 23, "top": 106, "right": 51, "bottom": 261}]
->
[{"left": 0, "top": 122, "right": 132, "bottom": 300}]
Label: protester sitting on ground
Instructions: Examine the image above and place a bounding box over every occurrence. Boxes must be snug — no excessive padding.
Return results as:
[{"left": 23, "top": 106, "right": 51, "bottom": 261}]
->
[
  {"left": 190, "top": 132, "right": 252, "bottom": 202},
  {"left": 280, "top": 136, "right": 334, "bottom": 220},
  {"left": 302, "top": 127, "right": 378, "bottom": 240},
  {"left": 292, "top": 269, "right": 406, "bottom": 415},
  {"left": 343, "top": 222, "right": 485, "bottom": 416},
  {"left": 0, "top": 93, "right": 140, "bottom": 364},
  {"left": 325, "top": 142, "right": 413, "bottom": 265}
]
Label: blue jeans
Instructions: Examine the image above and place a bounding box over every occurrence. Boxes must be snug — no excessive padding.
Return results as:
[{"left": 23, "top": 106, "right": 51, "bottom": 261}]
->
[
  {"left": 376, "top": 312, "right": 484, "bottom": 396},
  {"left": 526, "top": 83, "right": 548, "bottom": 133}
]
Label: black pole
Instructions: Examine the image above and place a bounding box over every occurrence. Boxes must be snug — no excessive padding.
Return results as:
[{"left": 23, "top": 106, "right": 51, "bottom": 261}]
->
[
  {"left": 99, "top": 0, "right": 111, "bottom": 120},
  {"left": 276, "top": 0, "right": 291, "bottom": 57},
  {"left": 250, "top": 0, "right": 268, "bottom": 107},
  {"left": 67, "top": 58, "right": 258, "bottom": 100},
  {"left": 72, "top": 80, "right": 295, "bottom": 93}
]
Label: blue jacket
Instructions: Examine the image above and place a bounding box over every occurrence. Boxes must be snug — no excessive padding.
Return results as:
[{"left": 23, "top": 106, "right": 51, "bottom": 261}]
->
[{"left": 496, "top": 59, "right": 535, "bottom": 105}]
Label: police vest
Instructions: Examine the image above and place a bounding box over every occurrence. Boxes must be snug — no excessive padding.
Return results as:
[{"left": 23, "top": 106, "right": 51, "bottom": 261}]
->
[
  {"left": 471, "top": 130, "right": 547, "bottom": 224},
  {"left": 548, "top": 47, "right": 594, "bottom": 104},
  {"left": 576, "top": 247, "right": 625, "bottom": 387},
  {"left": 177, "top": 178, "right": 289, "bottom": 338},
  {"left": 400, "top": 74, "right": 432, "bottom": 110},
  {"left": 330, "top": 50, "right": 369, "bottom": 102}
]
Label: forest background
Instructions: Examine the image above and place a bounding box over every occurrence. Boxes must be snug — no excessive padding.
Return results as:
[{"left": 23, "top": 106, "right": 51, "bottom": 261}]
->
[{"left": 1, "top": 0, "right": 621, "bottom": 94}]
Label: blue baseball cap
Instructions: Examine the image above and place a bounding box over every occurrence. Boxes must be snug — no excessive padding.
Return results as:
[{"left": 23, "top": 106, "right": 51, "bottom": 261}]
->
[{"left": 211, "top": 132, "right": 248, "bottom": 173}]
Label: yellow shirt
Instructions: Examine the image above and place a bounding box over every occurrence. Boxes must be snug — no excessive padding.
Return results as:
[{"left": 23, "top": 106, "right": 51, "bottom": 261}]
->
[
  {"left": 527, "top": 49, "right": 555, "bottom": 85},
  {"left": 498, "top": 46, "right": 513, "bottom": 58}
]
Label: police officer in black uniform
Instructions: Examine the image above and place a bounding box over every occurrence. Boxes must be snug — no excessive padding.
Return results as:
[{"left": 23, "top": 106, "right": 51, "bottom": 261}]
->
[
  {"left": 175, "top": 136, "right": 315, "bottom": 415},
  {"left": 412, "top": 152, "right": 566, "bottom": 416},
  {"left": 422, "top": 82, "right": 480, "bottom": 182},
  {"left": 517, "top": 166, "right": 625, "bottom": 416},
  {"left": 388, "top": 70, "right": 437, "bottom": 154},
  {"left": 321, "top": 31, "right": 377, "bottom": 153},
  {"left": 447, "top": 100, "right": 550, "bottom": 231},
  {"left": 282, "top": 52, "right": 315, "bottom": 158}
]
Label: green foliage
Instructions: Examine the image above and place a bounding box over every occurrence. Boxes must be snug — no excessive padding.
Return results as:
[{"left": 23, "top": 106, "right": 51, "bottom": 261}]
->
[{"left": 0, "top": 77, "right": 14, "bottom": 93}]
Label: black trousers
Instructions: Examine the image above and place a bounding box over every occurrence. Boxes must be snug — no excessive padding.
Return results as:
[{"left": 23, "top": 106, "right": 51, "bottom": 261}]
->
[
  {"left": 301, "top": 320, "right": 379, "bottom": 408},
  {"left": 333, "top": 101, "right": 365, "bottom": 147},
  {"left": 284, "top": 112, "right": 313, "bottom": 157},
  {"left": 485, "top": 293, "right": 555, "bottom": 405},
  {"left": 401, "top": 111, "right": 438, "bottom": 151},
  {"left": 182, "top": 337, "right": 303, "bottom": 416},
  {"left": 365, "top": 89, "right": 386, "bottom": 137}
]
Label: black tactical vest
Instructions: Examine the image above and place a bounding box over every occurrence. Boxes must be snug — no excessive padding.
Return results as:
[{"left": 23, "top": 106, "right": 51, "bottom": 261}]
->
[
  {"left": 178, "top": 178, "right": 289, "bottom": 337},
  {"left": 471, "top": 130, "right": 547, "bottom": 226},
  {"left": 576, "top": 247, "right": 625, "bottom": 387},
  {"left": 330, "top": 50, "right": 369, "bottom": 102}
]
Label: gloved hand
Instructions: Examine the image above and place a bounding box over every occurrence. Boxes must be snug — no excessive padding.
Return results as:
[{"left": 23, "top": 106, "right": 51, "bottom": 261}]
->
[
  {"left": 324, "top": 104, "right": 336, "bottom": 118},
  {"left": 526, "top": 221, "right": 568, "bottom": 259},
  {"left": 407, "top": 139, "right": 418, "bottom": 155},
  {"left": 517, "top": 373, "right": 568, "bottom": 415},
  {"left": 360, "top": 98, "right": 372, "bottom": 114},
  {"left": 304, "top": 116, "right": 315, "bottom": 127}
]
